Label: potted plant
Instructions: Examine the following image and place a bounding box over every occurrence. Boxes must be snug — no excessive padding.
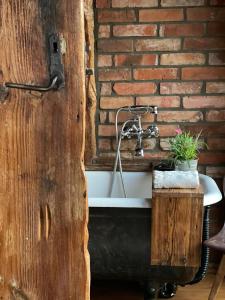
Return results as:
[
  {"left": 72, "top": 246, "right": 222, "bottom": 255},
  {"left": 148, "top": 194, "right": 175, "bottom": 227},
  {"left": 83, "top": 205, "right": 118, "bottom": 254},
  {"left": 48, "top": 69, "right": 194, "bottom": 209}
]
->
[{"left": 169, "top": 128, "right": 205, "bottom": 171}]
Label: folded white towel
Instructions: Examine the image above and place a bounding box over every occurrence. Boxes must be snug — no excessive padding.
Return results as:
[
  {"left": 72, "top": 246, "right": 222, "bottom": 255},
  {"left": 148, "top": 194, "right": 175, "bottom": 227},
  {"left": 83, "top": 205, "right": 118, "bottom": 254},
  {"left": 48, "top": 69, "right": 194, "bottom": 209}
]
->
[{"left": 153, "top": 170, "right": 199, "bottom": 189}]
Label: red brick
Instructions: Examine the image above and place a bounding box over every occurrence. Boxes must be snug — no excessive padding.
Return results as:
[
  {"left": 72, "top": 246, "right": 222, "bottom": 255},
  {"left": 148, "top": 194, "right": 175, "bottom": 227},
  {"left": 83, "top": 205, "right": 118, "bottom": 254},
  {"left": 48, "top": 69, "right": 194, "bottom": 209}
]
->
[
  {"left": 141, "top": 139, "right": 157, "bottom": 151},
  {"left": 210, "top": 0, "right": 225, "bottom": 5},
  {"left": 96, "top": 0, "right": 111, "bottom": 8},
  {"left": 183, "top": 96, "right": 225, "bottom": 108},
  {"left": 98, "top": 9, "right": 136, "bottom": 23},
  {"left": 184, "top": 38, "right": 225, "bottom": 50},
  {"left": 99, "top": 125, "right": 115, "bottom": 136},
  {"left": 160, "top": 23, "right": 205, "bottom": 37},
  {"left": 157, "top": 125, "right": 178, "bottom": 136},
  {"left": 109, "top": 111, "right": 154, "bottom": 123},
  {"left": 115, "top": 54, "right": 158, "bottom": 66},
  {"left": 112, "top": 0, "right": 158, "bottom": 7},
  {"left": 98, "top": 139, "right": 111, "bottom": 150},
  {"left": 207, "top": 22, "right": 225, "bottom": 36},
  {"left": 141, "top": 152, "right": 169, "bottom": 160},
  {"left": 100, "top": 96, "right": 134, "bottom": 109},
  {"left": 184, "top": 124, "right": 225, "bottom": 136},
  {"left": 207, "top": 138, "right": 225, "bottom": 150},
  {"left": 182, "top": 67, "right": 225, "bottom": 80},
  {"left": 161, "top": 0, "right": 204, "bottom": 6},
  {"left": 158, "top": 111, "right": 203, "bottom": 122},
  {"left": 134, "top": 68, "right": 178, "bottom": 80},
  {"left": 199, "top": 153, "right": 225, "bottom": 165},
  {"left": 139, "top": 9, "right": 184, "bottom": 22},
  {"left": 113, "top": 82, "right": 157, "bottom": 95},
  {"left": 160, "top": 138, "right": 170, "bottom": 151},
  {"left": 206, "top": 110, "right": 225, "bottom": 121},
  {"left": 209, "top": 52, "right": 225, "bottom": 65},
  {"left": 98, "top": 25, "right": 111, "bottom": 38},
  {"left": 112, "top": 139, "right": 156, "bottom": 151},
  {"left": 187, "top": 7, "right": 225, "bottom": 21},
  {"left": 99, "top": 111, "right": 108, "bottom": 123},
  {"left": 160, "top": 53, "right": 205, "bottom": 65},
  {"left": 95, "top": 0, "right": 225, "bottom": 164},
  {"left": 98, "top": 69, "right": 131, "bottom": 81},
  {"left": 100, "top": 83, "right": 112, "bottom": 95},
  {"left": 99, "top": 152, "right": 132, "bottom": 159},
  {"left": 112, "top": 139, "right": 135, "bottom": 151},
  {"left": 135, "top": 39, "right": 181, "bottom": 51},
  {"left": 98, "top": 39, "right": 133, "bottom": 52},
  {"left": 206, "top": 82, "right": 225, "bottom": 93},
  {"left": 206, "top": 166, "right": 225, "bottom": 179},
  {"left": 160, "top": 82, "right": 202, "bottom": 95},
  {"left": 113, "top": 24, "right": 157, "bottom": 37},
  {"left": 98, "top": 55, "right": 112, "bottom": 67},
  {"left": 136, "top": 96, "right": 180, "bottom": 108}
]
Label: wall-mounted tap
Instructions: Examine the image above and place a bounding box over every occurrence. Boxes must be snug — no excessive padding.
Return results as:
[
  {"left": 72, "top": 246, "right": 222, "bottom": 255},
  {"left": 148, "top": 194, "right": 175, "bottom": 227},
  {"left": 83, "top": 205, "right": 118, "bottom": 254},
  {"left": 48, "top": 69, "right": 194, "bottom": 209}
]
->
[
  {"left": 110, "top": 105, "right": 159, "bottom": 198},
  {"left": 118, "top": 106, "right": 159, "bottom": 157}
]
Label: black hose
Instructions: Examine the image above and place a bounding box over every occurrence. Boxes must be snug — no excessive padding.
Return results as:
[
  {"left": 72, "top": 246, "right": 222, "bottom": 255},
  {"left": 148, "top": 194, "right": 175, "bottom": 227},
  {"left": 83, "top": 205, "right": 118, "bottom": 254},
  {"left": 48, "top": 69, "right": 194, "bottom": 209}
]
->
[{"left": 187, "top": 205, "right": 211, "bottom": 285}]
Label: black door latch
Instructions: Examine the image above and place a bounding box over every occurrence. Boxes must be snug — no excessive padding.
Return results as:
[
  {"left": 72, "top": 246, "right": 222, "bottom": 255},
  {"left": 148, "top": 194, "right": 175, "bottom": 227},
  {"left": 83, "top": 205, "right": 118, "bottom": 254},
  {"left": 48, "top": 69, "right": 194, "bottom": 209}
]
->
[{"left": 0, "top": 33, "right": 65, "bottom": 100}]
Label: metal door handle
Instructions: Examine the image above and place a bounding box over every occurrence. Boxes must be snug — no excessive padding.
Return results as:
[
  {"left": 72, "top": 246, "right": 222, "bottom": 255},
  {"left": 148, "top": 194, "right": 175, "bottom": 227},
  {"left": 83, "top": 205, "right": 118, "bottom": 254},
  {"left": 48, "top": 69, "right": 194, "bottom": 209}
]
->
[
  {"left": 0, "top": 33, "right": 65, "bottom": 100},
  {"left": 5, "top": 75, "right": 59, "bottom": 92}
]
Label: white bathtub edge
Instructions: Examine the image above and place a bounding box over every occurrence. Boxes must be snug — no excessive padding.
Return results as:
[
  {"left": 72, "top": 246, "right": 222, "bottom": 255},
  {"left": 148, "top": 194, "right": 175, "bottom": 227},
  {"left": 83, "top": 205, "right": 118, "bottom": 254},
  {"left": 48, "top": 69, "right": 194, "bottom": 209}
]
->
[
  {"left": 88, "top": 198, "right": 151, "bottom": 208},
  {"left": 87, "top": 173, "right": 223, "bottom": 208}
]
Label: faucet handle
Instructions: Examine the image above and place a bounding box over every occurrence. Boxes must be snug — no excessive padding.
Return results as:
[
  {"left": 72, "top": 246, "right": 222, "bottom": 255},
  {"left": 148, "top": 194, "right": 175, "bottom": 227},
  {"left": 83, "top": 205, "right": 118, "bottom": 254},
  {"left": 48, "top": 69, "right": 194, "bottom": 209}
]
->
[{"left": 147, "top": 125, "right": 159, "bottom": 137}]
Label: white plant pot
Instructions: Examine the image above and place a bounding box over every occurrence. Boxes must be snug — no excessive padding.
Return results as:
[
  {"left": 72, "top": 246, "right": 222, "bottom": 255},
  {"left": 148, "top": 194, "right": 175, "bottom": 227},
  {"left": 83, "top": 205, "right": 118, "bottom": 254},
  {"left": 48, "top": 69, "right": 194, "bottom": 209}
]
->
[{"left": 175, "top": 159, "right": 198, "bottom": 171}]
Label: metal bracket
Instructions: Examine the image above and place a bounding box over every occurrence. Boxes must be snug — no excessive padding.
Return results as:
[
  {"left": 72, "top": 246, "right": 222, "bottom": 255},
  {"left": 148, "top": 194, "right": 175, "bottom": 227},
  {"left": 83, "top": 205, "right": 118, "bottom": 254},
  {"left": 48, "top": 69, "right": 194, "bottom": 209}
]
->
[
  {"left": 48, "top": 34, "right": 65, "bottom": 90},
  {"left": 86, "top": 68, "right": 94, "bottom": 76},
  {"left": 0, "top": 86, "right": 9, "bottom": 101},
  {"left": 0, "top": 33, "right": 65, "bottom": 100}
]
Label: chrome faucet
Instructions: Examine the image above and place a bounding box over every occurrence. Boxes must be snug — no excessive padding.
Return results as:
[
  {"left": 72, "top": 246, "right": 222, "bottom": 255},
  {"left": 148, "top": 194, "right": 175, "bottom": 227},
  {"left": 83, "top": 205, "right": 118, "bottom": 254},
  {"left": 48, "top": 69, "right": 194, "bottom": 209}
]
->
[
  {"left": 118, "top": 106, "right": 159, "bottom": 157},
  {"left": 110, "top": 105, "right": 159, "bottom": 198}
]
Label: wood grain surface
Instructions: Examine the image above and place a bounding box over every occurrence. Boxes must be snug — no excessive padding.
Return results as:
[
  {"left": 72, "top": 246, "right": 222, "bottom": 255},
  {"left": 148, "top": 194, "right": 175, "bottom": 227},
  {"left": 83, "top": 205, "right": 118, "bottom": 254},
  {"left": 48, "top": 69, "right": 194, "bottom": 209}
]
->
[
  {"left": 208, "top": 255, "right": 225, "bottom": 300},
  {"left": 0, "top": 1, "right": 89, "bottom": 299},
  {"left": 84, "top": 0, "right": 97, "bottom": 165},
  {"left": 151, "top": 187, "right": 204, "bottom": 267},
  {"left": 153, "top": 186, "right": 204, "bottom": 197}
]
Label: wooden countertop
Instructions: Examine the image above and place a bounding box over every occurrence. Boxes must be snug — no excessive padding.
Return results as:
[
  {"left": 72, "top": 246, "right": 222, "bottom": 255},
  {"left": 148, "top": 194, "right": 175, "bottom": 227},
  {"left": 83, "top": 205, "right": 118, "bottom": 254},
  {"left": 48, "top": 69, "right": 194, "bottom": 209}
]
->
[{"left": 153, "top": 185, "right": 204, "bottom": 198}]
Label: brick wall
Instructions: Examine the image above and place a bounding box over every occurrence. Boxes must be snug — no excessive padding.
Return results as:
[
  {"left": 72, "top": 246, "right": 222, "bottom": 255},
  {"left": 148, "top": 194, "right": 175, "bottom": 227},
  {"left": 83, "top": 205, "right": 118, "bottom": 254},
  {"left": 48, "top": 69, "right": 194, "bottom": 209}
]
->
[{"left": 95, "top": 0, "right": 225, "bottom": 180}]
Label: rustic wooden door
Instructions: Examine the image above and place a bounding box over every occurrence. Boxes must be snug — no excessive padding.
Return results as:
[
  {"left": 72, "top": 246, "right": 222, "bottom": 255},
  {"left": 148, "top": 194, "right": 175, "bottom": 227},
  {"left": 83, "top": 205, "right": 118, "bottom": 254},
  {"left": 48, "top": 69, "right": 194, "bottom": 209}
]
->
[{"left": 0, "top": 1, "right": 89, "bottom": 299}]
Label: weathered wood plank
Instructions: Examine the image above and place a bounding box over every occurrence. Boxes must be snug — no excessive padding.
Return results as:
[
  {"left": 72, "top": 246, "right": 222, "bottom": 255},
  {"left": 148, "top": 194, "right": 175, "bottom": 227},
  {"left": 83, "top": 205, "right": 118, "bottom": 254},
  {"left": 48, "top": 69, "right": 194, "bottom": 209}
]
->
[
  {"left": 208, "top": 255, "right": 225, "bottom": 300},
  {"left": 0, "top": 1, "right": 89, "bottom": 299},
  {"left": 153, "top": 186, "right": 204, "bottom": 197},
  {"left": 151, "top": 187, "right": 204, "bottom": 267},
  {"left": 84, "top": 0, "right": 97, "bottom": 165}
]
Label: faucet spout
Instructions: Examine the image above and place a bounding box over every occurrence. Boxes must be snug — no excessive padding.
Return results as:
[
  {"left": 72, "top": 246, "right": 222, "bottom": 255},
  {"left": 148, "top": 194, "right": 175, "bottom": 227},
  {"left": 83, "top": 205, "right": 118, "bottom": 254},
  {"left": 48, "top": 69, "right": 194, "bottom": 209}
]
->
[
  {"left": 135, "top": 135, "right": 144, "bottom": 157},
  {"left": 135, "top": 147, "right": 144, "bottom": 157}
]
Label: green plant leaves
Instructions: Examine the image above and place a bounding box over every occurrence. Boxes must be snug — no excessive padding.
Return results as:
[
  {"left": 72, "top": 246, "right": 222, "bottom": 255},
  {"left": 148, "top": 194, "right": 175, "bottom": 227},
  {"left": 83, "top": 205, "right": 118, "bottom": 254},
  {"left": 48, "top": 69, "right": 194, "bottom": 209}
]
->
[{"left": 169, "top": 131, "right": 206, "bottom": 163}]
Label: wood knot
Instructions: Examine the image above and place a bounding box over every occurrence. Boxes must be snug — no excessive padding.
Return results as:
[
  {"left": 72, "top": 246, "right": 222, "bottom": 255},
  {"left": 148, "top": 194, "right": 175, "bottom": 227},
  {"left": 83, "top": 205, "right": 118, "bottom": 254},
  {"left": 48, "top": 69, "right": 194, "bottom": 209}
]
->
[
  {"left": 41, "top": 176, "right": 57, "bottom": 193},
  {"left": 9, "top": 280, "right": 29, "bottom": 300}
]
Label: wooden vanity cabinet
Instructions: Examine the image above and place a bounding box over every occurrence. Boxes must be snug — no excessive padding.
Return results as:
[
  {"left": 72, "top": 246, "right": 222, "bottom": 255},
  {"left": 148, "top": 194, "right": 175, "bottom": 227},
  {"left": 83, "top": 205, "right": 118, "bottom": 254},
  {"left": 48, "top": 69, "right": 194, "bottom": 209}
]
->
[{"left": 151, "top": 187, "right": 204, "bottom": 269}]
